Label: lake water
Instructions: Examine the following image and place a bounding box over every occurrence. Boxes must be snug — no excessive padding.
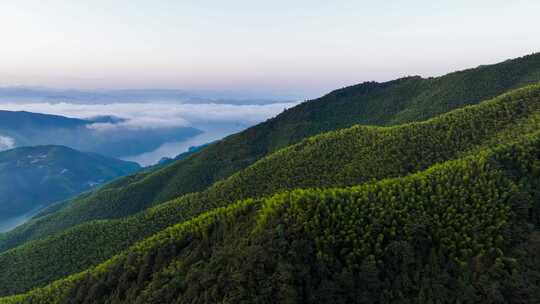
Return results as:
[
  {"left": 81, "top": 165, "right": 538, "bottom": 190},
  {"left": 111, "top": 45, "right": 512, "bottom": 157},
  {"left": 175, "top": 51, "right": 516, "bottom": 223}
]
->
[
  {"left": 123, "top": 126, "right": 244, "bottom": 166},
  {"left": 0, "top": 125, "right": 248, "bottom": 231}
]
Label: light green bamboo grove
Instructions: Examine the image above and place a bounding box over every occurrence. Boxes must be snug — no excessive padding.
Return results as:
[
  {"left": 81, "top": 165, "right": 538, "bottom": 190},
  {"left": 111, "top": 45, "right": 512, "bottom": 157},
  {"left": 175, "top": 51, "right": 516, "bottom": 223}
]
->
[
  {"left": 2, "top": 53, "right": 539, "bottom": 257},
  {"left": 0, "top": 54, "right": 540, "bottom": 303},
  {"left": 0, "top": 84, "right": 539, "bottom": 298},
  {"left": 3, "top": 132, "right": 539, "bottom": 303}
]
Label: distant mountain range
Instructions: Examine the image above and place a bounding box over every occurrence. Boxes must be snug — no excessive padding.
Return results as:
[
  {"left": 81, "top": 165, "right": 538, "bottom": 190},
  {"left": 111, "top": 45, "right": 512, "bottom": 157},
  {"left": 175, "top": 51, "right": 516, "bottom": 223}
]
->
[
  {"left": 0, "top": 110, "right": 201, "bottom": 158},
  {"left": 0, "top": 87, "right": 296, "bottom": 105},
  {"left": 0, "top": 145, "right": 139, "bottom": 232}
]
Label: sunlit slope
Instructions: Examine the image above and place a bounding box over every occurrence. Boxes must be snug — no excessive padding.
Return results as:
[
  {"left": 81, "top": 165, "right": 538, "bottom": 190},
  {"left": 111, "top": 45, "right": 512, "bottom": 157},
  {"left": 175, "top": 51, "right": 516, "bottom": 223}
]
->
[
  {"left": 0, "top": 84, "right": 538, "bottom": 296},
  {"left": 2, "top": 53, "right": 540, "bottom": 254},
  {"left": 4, "top": 128, "right": 540, "bottom": 303}
]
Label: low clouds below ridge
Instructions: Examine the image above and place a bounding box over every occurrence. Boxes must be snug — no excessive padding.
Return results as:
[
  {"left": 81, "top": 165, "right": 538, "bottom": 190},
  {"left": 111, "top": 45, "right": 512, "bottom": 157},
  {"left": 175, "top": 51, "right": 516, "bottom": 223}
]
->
[
  {"left": 0, "top": 136, "right": 15, "bottom": 151},
  {"left": 0, "top": 102, "right": 298, "bottom": 131}
]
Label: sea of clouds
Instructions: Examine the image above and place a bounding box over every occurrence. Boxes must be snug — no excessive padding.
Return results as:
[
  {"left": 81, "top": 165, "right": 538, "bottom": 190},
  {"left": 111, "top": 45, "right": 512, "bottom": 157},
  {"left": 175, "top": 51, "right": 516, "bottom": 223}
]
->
[
  {"left": 0, "top": 101, "right": 299, "bottom": 164},
  {"left": 0, "top": 136, "right": 15, "bottom": 151},
  {"left": 0, "top": 102, "right": 298, "bottom": 130}
]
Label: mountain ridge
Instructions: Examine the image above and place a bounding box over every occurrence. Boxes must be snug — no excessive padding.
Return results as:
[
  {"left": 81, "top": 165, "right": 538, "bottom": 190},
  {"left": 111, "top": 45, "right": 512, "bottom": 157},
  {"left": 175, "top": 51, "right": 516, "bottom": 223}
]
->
[
  {"left": 2, "top": 52, "right": 539, "bottom": 253},
  {"left": 3, "top": 121, "right": 539, "bottom": 303},
  {"left": 0, "top": 53, "right": 539, "bottom": 300},
  {"left": 0, "top": 82, "right": 538, "bottom": 296}
]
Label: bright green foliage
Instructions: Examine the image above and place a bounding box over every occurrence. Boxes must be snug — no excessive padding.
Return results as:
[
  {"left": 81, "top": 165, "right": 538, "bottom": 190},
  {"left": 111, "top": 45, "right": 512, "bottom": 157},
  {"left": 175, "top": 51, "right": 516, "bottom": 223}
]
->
[
  {"left": 3, "top": 132, "right": 539, "bottom": 304},
  {"left": 3, "top": 53, "right": 539, "bottom": 253},
  {"left": 0, "top": 84, "right": 539, "bottom": 296}
]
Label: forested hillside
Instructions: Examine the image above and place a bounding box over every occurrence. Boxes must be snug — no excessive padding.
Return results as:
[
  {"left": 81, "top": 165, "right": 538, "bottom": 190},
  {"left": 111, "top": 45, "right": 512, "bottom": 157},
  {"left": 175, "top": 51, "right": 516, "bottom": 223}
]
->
[
  {"left": 0, "top": 84, "right": 538, "bottom": 297},
  {"left": 0, "top": 145, "right": 140, "bottom": 228},
  {"left": 3, "top": 124, "right": 540, "bottom": 303},
  {"left": 2, "top": 53, "right": 539, "bottom": 256}
]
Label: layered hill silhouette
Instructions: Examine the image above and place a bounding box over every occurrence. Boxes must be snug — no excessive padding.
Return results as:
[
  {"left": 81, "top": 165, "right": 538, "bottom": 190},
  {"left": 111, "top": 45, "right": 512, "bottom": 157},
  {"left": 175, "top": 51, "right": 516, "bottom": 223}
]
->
[
  {"left": 0, "top": 110, "right": 201, "bottom": 158},
  {"left": 0, "top": 53, "right": 540, "bottom": 303}
]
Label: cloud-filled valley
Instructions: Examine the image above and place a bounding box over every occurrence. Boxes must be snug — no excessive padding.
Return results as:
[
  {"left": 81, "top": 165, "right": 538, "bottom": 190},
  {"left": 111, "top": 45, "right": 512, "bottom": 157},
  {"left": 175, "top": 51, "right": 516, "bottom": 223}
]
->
[
  {"left": 0, "top": 101, "right": 297, "bottom": 130},
  {"left": 0, "top": 136, "right": 15, "bottom": 151},
  {"left": 0, "top": 101, "right": 299, "bottom": 165}
]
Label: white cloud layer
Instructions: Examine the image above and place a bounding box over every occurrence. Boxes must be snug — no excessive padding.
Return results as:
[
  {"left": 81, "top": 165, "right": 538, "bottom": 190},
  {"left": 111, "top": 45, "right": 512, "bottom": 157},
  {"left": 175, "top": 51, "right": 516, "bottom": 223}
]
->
[
  {"left": 0, "top": 136, "right": 15, "bottom": 151},
  {"left": 0, "top": 102, "right": 298, "bottom": 130}
]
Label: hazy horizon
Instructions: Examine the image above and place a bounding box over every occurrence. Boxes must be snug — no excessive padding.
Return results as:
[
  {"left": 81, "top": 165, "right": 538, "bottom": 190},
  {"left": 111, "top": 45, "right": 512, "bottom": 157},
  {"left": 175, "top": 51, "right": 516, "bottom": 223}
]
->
[{"left": 1, "top": 1, "right": 539, "bottom": 98}]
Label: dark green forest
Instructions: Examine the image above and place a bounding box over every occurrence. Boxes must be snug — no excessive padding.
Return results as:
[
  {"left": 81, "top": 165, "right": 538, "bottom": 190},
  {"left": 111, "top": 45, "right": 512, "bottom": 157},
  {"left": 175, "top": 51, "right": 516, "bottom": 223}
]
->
[
  {"left": 1, "top": 53, "right": 540, "bottom": 303},
  {"left": 3, "top": 53, "right": 539, "bottom": 255},
  {"left": 0, "top": 80, "right": 539, "bottom": 298},
  {"left": 4, "top": 123, "right": 540, "bottom": 303}
]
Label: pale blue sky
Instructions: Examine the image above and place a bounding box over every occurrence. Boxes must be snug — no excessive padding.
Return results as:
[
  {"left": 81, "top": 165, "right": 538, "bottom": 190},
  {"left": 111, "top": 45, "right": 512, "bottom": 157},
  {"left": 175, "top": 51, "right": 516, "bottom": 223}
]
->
[{"left": 1, "top": 0, "right": 539, "bottom": 97}]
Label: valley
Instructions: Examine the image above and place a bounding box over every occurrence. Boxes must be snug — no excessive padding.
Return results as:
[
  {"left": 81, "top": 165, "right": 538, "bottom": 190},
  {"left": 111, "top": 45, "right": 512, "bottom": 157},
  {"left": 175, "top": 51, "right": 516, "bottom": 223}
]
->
[
  {"left": 1, "top": 3, "right": 539, "bottom": 301},
  {"left": 0, "top": 53, "right": 539, "bottom": 303}
]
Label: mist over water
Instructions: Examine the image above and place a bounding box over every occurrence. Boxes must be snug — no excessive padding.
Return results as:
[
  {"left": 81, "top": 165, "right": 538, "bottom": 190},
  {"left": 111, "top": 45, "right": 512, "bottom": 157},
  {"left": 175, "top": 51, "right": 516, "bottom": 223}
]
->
[
  {"left": 0, "top": 100, "right": 297, "bottom": 163},
  {"left": 0, "top": 101, "right": 282, "bottom": 229},
  {"left": 0, "top": 102, "right": 296, "bottom": 130},
  {"left": 123, "top": 124, "right": 244, "bottom": 166},
  {"left": 0, "top": 135, "right": 15, "bottom": 151}
]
